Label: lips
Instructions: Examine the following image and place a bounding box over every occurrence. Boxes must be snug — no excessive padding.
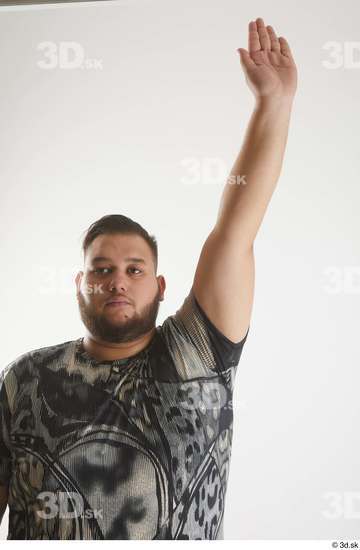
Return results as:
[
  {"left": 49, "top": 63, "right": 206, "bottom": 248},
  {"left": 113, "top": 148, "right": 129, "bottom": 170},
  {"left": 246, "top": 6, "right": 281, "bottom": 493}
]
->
[{"left": 105, "top": 298, "right": 131, "bottom": 306}]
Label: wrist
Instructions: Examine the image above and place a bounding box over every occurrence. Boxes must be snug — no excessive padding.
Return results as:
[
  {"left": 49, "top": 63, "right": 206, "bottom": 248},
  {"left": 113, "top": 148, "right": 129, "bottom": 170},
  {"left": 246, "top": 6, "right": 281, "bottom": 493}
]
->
[{"left": 255, "top": 94, "right": 295, "bottom": 112}]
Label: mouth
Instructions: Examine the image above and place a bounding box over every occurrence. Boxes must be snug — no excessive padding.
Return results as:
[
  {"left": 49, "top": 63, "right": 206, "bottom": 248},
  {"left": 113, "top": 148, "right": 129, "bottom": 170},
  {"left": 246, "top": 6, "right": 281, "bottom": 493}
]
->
[{"left": 105, "top": 300, "right": 131, "bottom": 308}]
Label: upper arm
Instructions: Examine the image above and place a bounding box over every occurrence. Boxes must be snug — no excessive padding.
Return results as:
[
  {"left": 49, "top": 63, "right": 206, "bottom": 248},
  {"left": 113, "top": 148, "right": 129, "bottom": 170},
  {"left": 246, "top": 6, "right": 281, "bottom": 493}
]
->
[
  {"left": 0, "top": 484, "right": 8, "bottom": 524},
  {"left": 192, "top": 225, "right": 255, "bottom": 343},
  {"left": 0, "top": 368, "right": 12, "bottom": 506},
  {"left": 160, "top": 285, "right": 249, "bottom": 382}
]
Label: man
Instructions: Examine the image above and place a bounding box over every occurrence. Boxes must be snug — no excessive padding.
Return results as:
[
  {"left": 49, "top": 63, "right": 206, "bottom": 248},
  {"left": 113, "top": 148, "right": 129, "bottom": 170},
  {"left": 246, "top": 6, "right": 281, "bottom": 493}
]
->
[{"left": 0, "top": 18, "right": 297, "bottom": 539}]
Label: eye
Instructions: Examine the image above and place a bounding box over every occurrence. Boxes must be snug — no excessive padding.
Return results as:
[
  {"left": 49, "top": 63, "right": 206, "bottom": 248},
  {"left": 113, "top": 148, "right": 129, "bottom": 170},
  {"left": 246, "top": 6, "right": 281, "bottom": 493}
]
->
[
  {"left": 92, "top": 267, "right": 142, "bottom": 275},
  {"left": 93, "top": 268, "right": 112, "bottom": 275}
]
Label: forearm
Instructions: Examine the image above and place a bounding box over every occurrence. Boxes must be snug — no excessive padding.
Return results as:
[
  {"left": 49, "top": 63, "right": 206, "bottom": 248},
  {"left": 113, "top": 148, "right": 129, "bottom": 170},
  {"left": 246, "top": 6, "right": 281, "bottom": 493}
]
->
[{"left": 215, "top": 96, "right": 294, "bottom": 248}]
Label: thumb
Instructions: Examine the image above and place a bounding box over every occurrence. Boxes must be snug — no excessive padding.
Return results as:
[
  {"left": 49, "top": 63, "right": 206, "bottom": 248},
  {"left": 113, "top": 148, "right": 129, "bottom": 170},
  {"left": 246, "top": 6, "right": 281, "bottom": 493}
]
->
[{"left": 237, "top": 48, "right": 255, "bottom": 71}]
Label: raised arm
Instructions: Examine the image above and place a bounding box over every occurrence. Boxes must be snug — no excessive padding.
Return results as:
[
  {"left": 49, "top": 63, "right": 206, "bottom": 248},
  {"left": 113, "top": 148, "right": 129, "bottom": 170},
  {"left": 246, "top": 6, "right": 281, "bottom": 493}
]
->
[{"left": 192, "top": 17, "right": 298, "bottom": 343}]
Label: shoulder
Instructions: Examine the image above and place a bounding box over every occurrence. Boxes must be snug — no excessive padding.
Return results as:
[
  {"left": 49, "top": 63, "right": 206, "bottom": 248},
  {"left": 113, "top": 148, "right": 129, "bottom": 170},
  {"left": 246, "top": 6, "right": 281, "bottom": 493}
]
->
[
  {"left": 158, "top": 288, "right": 249, "bottom": 381},
  {"left": 0, "top": 339, "right": 76, "bottom": 391}
]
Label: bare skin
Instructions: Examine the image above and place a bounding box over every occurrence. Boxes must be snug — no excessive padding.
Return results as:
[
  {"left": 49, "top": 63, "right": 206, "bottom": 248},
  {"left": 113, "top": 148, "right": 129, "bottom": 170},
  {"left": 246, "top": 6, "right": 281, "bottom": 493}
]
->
[
  {"left": 0, "top": 17, "right": 297, "bottom": 529},
  {"left": 74, "top": 18, "right": 298, "bottom": 359},
  {"left": 192, "top": 17, "right": 297, "bottom": 343},
  {"left": 80, "top": 327, "right": 157, "bottom": 363},
  {"left": 75, "top": 233, "right": 166, "bottom": 362}
]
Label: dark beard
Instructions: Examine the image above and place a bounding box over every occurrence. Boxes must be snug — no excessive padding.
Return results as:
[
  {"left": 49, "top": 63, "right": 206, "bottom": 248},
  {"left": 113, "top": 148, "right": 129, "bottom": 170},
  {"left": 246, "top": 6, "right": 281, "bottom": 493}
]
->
[{"left": 77, "top": 287, "right": 161, "bottom": 343}]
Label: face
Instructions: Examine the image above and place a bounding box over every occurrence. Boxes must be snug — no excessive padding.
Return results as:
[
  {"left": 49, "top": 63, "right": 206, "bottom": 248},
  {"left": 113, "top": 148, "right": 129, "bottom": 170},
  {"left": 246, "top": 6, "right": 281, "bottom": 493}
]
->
[{"left": 75, "top": 233, "right": 166, "bottom": 343}]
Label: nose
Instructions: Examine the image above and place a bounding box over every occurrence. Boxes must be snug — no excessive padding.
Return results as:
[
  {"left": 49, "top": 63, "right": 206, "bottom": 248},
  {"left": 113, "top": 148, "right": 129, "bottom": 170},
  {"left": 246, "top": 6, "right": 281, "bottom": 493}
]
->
[{"left": 108, "top": 273, "right": 127, "bottom": 293}]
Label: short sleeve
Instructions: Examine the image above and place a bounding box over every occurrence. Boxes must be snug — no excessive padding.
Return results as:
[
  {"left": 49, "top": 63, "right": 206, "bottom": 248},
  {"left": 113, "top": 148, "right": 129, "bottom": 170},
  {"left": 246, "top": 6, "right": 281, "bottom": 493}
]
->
[
  {"left": 0, "top": 367, "right": 12, "bottom": 487},
  {"left": 160, "top": 287, "right": 249, "bottom": 382}
]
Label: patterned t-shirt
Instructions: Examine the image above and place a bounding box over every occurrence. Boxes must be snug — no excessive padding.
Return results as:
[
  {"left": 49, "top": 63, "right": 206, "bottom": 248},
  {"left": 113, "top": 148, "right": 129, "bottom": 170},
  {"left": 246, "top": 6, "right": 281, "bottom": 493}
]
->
[{"left": 0, "top": 288, "right": 249, "bottom": 540}]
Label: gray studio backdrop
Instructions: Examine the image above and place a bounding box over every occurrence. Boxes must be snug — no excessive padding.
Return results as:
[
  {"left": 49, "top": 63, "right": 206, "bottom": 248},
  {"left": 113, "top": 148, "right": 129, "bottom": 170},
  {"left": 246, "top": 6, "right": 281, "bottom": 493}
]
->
[{"left": 0, "top": 0, "right": 359, "bottom": 540}]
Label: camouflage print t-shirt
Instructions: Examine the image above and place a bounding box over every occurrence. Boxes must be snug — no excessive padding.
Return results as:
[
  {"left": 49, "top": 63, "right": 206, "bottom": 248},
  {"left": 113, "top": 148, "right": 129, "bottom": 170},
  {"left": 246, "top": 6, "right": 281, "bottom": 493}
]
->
[{"left": 0, "top": 288, "right": 249, "bottom": 540}]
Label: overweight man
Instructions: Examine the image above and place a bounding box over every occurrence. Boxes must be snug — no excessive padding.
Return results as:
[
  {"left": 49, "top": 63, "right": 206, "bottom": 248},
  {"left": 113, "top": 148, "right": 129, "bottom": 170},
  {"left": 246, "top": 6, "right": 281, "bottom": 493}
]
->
[{"left": 0, "top": 18, "right": 297, "bottom": 539}]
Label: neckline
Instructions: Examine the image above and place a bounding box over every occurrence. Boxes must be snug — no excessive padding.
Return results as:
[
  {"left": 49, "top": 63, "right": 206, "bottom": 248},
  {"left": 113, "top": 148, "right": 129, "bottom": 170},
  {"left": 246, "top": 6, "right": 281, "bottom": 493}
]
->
[{"left": 74, "top": 328, "right": 159, "bottom": 368}]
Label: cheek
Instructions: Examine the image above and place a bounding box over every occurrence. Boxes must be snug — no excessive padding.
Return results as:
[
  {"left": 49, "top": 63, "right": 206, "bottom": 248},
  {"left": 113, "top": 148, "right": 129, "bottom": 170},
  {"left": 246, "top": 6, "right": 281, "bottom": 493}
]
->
[
  {"left": 142, "top": 282, "right": 159, "bottom": 302},
  {"left": 80, "top": 277, "right": 102, "bottom": 302}
]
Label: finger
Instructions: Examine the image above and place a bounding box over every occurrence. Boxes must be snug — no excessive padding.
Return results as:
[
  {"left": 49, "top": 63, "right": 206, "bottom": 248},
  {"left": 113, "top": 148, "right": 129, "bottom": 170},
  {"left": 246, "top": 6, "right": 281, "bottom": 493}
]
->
[
  {"left": 248, "top": 20, "right": 261, "bottom": 53},
  {"left": 237, "top": 48, "right": 257, "bottom": 70},
  {"left": 279, "top": 36, "right": 294, "bottom": 61},
  {"left": 255, "top": 17, "right": 271, "bottom": 51},
  {"left": 266, "top": 25, "right": 281, "bottom": 52}
]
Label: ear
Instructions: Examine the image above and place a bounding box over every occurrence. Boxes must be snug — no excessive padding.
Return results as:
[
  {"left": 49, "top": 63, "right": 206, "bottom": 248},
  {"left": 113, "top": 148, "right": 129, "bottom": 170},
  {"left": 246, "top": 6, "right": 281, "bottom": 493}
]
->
[
  {"left": 75, "top": 271, "right": 83, "bottom": 293},
  {"left": 157, "top": 275, "right": 166, "bottom": 301}
]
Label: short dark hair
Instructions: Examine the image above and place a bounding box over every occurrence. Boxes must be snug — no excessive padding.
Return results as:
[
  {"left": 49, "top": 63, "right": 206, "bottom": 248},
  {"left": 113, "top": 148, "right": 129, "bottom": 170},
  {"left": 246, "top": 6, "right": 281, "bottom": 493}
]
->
[{"left": 81, "top": 214, "right": 158, "bottom": 273}]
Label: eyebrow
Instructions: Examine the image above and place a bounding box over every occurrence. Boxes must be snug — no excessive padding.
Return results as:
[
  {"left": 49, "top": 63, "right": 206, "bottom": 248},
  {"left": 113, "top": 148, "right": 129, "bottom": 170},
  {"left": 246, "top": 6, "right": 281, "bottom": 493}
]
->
[{"left": 91, "top": 256, "right": 146, "bottom": 264}]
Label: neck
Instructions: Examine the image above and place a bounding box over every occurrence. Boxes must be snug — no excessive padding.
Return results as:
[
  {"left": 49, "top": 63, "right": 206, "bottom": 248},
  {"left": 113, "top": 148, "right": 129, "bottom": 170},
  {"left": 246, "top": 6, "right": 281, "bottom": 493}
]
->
[{"left": 82, "top": 327, "right": 157, "bottom": 362}]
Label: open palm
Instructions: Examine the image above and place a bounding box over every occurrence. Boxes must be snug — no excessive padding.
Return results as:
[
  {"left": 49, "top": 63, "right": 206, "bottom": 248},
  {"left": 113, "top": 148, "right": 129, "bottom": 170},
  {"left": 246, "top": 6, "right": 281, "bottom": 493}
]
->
[{"left": 237, "top": 18, "right": 298, "bottom": 101}]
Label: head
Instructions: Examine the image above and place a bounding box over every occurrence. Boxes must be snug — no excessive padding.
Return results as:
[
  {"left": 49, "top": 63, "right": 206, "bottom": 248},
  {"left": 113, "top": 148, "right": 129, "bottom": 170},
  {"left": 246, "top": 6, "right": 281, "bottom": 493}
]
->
[{"left": 75, "top": 214, "right": 166, "bottom": 343}]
